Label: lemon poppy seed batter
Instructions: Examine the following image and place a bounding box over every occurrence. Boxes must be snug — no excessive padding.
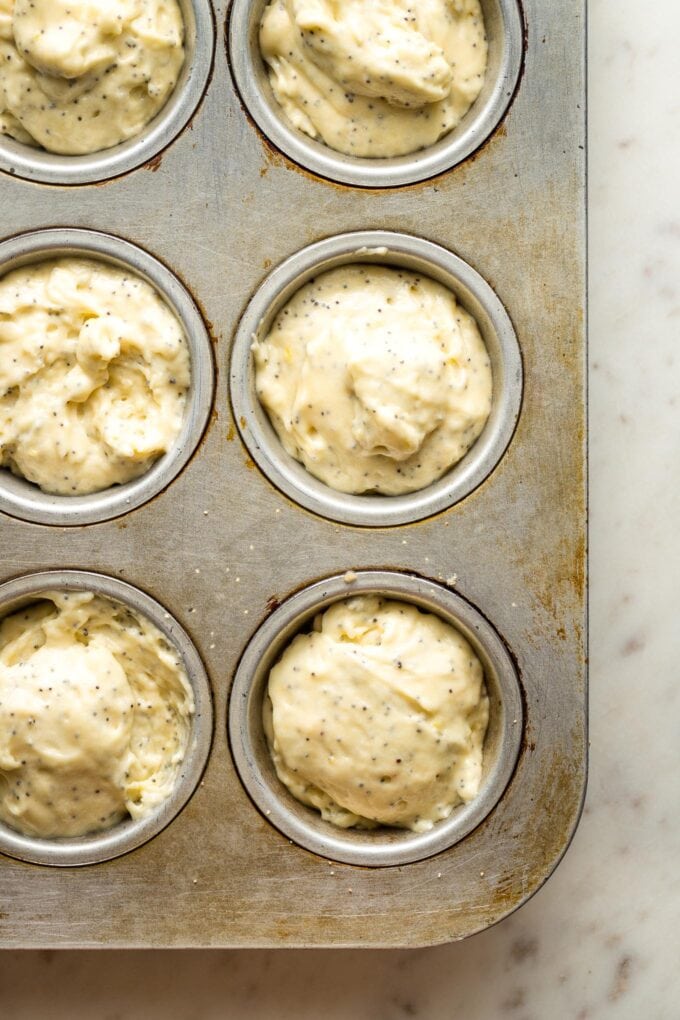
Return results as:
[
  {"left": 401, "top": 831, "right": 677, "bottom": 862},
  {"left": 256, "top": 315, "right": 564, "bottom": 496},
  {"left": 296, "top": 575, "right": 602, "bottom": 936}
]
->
[
  {"left": 0, "top": 591, "right": 194, "bottom": 840},
  {"left": 0, "top": 257, "right": 190, "bottom": 496},
  {"left": 264, "top": 595, "right": 489, "bottom": 832},
  {"left": 0, "top": 0, "right": 185, "bottom": 155},
  {"left": 260, "top": 0, "right": 487, "bottom": 158},
  {"left": 253, "top": 264, "right": 492, "bottom": 496}
]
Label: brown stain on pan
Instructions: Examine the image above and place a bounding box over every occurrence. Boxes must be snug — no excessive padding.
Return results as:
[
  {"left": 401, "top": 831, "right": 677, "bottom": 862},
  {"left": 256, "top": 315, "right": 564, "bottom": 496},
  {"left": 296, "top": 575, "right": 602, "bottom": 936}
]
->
[
  {"left": 144, "top": 153, "right": 163, "bottom": 173},
  {"left": 253, "top": 116, "right": 509, "bottom": 196}
]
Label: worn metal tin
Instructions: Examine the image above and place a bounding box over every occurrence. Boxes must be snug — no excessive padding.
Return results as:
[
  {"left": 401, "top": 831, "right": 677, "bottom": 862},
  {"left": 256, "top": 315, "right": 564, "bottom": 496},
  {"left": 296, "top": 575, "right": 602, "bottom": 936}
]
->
[
  {"left": 0, "top": 0, "right": 586, "bottom": 948},
  {"left": 0, "top": 570, "right": 213, "bottom": 867}
]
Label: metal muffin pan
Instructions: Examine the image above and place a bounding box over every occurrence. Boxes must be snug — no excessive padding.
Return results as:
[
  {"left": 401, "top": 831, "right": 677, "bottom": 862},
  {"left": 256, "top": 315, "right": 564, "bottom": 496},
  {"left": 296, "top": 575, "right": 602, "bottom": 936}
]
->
[
  {"left": 229, "top": 570, "right": 523, "bottom": 867},
  {"left": 0, "top": 0, "right": 586, "bottom": 948},
  {"left": 228, "top": 0, "right": 524, "bottom": 188},
  {"left": 0, "top": 0, "right": 215, "bottom": 186},
  {"left": 0, "top": 228, "right": 215, "bottom": 527},
  {"left": 230, "top": 230, "right": 523, "bottom": 526},
  {"left": 0, "top": 570, "right": 213, "bottom": 867}
]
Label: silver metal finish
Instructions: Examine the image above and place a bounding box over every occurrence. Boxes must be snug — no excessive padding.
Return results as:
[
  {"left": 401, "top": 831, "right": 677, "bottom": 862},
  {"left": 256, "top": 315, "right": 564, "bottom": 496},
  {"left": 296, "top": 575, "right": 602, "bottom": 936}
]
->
[
  {"left": 229, "top": 571, "right": 523, "bottom": 867},
  {"left": 0, "top": 0, "right": 586, "bottom": 949},
  {"left": 0, "top": 0, "right": 215, "bottom": 186},
  {"left": 0, "top": 229, "right": 215, "bottom": 527},
  {"left": 0, "top": 570, "right": 213, "bottom": 867},
  {"left": 228, "top": 0, "right": 524, "bottom": 188},
  {"left": 230, "top": 231, "right": 522, "bottom": 526}
]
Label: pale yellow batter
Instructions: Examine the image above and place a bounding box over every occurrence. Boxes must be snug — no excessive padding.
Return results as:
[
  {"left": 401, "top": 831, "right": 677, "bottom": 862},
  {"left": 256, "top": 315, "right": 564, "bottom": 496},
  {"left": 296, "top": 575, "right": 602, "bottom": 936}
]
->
[
  {"left": 0, "top": 257, "right": 190, "bottom": 496},
  {"left": 0, "top": 591, "right": 194, "bottom": 839},
  {"left": 0, "top": 0, "right": 185, "bottom": 155},
  {"left": 253, "top": 264, "right": 492, "bottom": 495},
  {"left": 265, "top": 595, "right": 489, "bottom": 831},
  {"left": 259, "top": 0, "right": 487, "bottom": 158}
]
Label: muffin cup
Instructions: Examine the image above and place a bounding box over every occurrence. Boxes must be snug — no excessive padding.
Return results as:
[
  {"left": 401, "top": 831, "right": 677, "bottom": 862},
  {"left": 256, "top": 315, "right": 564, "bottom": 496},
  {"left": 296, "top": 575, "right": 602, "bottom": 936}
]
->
[
  {"left": 0, "top": 570, "right": 213, "bottom": 867},
  {"left": 229, "top": 230, "right": 522, "bottom": 527},
  {"left": 228, "top": 570, "right": 523, "bottom": 868},
  {"left": 0, "top": 0, "right": 215, "bottom": 186},
  {"left": 227, "top": 0, "right": 524, "bottom": 188},
  {"left": 0, "top": 228, "right": 215, "bottom": 526}
]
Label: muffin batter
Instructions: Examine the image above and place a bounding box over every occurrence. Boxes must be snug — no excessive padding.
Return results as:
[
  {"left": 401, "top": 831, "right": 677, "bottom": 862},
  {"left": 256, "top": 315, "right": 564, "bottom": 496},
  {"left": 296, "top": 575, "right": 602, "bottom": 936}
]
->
[
  {"left": 259, "top": 0, "right": 487, "bottom": 158},
  {"left": 0, "top": 0, "right": 185, "bottom": 155},
  {"left": 253, "top": 264, "right": 492, "bottom": 495},
  {"left": 264, "top": 595, "right": 489, "bottom": 831},
  {"left": 0, "top": 257, "right": 190, "bottom": 496},
  {"left": 0, "top": 590, "right": 194, "bottom": 839}
]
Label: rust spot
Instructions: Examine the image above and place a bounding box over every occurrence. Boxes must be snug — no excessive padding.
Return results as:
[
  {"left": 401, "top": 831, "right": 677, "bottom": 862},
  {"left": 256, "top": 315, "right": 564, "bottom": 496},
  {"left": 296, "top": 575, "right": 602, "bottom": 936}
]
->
[
  {"left": 260, "top": 166, "right": 268, "bottom": 177},
  {"left": 116, "top": 521, "right": 128, "bottom": 530},
  {"left": 202, "top": 317, "right": 219, "bottom": 344},
  {"left": 245, "top": 457, "right": 256, "bottom": 470},
  {"left": 239, "top": 416, "right": 246, "bottom": 429},
  {"left": 227, "top": 424, "right": 236, "bottom": 442},
  {"left": 263, "top": 258, "right": 272, "bottom": 269},
  {"left": 266, "top": 595, "right": 281, "bottom": 612},
  {"left": 145, "top": 153, "right": 163, "bottom": 173}
]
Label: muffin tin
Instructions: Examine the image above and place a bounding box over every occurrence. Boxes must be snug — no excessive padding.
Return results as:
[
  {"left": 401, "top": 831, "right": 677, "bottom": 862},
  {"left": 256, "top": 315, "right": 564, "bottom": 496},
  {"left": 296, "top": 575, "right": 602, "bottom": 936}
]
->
[{"left": 0, "top": 0, "right": 586, "bottom": 948}]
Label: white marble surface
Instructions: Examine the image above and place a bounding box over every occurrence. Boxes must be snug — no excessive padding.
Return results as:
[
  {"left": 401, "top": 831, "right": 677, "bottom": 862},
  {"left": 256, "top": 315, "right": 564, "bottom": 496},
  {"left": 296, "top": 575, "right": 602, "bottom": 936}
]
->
[{"left": 2, "top": 0, "right": 679, "bottom": 1015}]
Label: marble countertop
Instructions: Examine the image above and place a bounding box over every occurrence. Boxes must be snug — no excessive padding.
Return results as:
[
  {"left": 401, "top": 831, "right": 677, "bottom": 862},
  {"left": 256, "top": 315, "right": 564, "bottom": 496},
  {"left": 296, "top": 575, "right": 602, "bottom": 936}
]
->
[{"left": 2, "top": 0, "right": 678, "bottom": 1016}]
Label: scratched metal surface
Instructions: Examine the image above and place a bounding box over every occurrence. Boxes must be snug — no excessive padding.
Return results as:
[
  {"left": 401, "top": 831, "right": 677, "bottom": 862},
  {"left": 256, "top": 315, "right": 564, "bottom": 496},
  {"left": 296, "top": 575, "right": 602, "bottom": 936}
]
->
[{"left": 0, "top": 0, "right": 586, "bottom": 947}]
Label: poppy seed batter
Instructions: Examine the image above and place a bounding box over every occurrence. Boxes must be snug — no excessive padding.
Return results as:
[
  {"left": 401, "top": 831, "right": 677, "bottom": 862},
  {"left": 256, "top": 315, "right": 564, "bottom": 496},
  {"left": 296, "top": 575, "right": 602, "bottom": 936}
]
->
[
  {"left": 260, "top": 0, "right": 487, "bottom": 158},
  {"left": 264, "top": 595, "right": 489, "bottom": 832},
  {"left": 0, "top": 591, "right": 194, "bottom": 840}
]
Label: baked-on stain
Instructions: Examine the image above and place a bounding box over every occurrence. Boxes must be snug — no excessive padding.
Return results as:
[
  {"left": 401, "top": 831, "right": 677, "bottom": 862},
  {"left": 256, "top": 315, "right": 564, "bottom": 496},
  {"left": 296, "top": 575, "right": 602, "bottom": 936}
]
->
[{"left": 145, "top": 153, "right": 163, "bottom": 173}]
